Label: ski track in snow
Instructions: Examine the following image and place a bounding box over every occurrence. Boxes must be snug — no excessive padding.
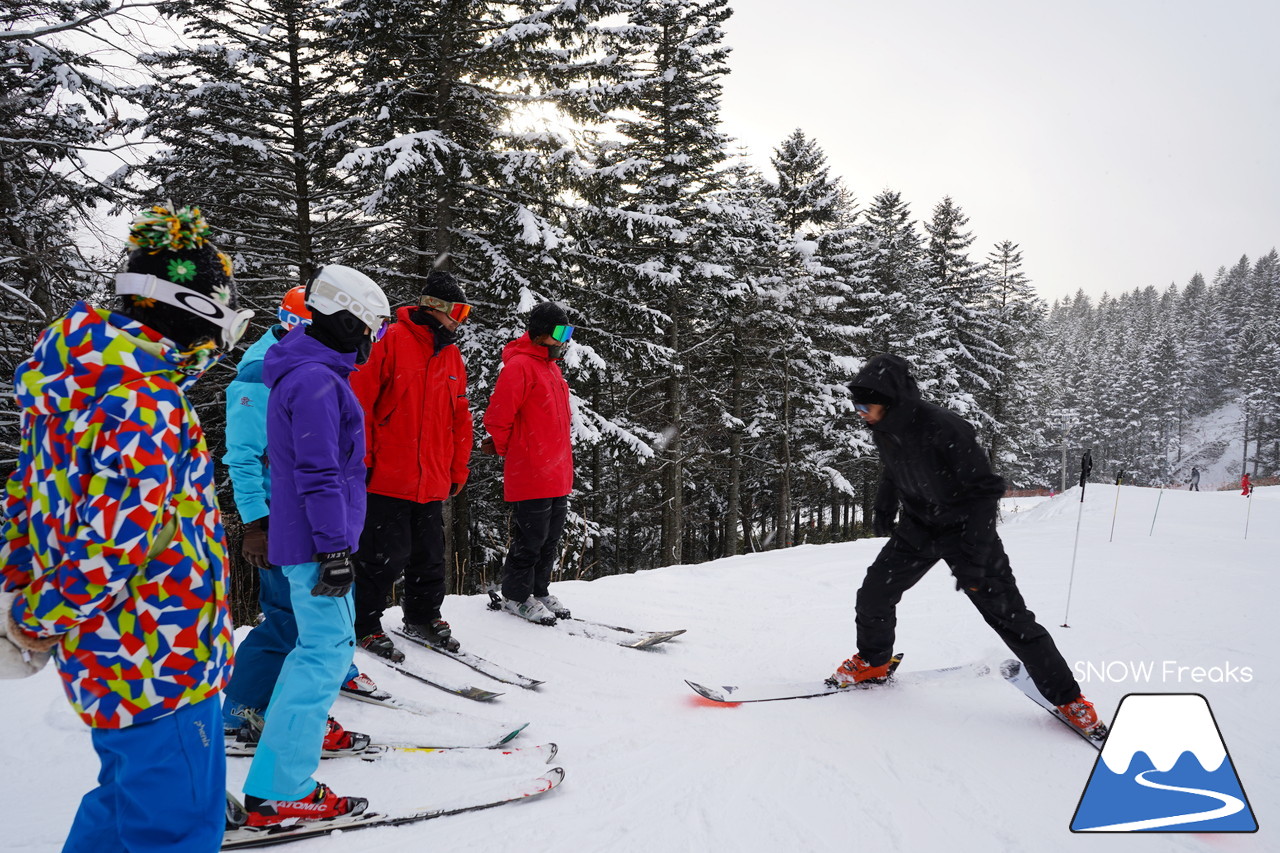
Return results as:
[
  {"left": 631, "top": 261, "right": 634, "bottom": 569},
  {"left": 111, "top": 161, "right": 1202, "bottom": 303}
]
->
[{"left": 1, "top": 486, "right": 1275, "bottom": 852}]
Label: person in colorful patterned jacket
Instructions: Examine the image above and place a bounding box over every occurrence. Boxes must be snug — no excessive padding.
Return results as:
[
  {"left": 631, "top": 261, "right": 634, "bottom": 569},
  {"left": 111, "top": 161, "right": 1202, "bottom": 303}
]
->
[
  {"left": 482, "top": 301, "right": 576, "bottom": 624},
  {"left": 221, "top": 286, "right": 381, "bottom": 740},
  {"left": 0, "top": 205, "right": 245, "bottom": 852},
  {"left": 351, "top": 270, "right": 474, "bottom": 662},
  {"left": 240, "top": 264, "right": 391, "bottom": 826}
]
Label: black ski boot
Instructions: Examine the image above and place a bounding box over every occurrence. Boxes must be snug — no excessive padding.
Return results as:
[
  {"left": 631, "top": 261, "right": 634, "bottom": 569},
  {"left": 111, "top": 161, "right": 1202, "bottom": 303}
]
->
[
  {"left": 358, "top": 632, "right": 405, "bottom": 663},
  {"left": 402, "top": 618, "right": 461, "bottom": 652}
]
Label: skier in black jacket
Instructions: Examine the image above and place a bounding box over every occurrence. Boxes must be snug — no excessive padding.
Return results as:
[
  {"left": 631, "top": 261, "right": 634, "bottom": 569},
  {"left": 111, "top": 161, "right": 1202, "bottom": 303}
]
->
[{"left": 834, "top": 354, "right": 1104, "bottom": 736}]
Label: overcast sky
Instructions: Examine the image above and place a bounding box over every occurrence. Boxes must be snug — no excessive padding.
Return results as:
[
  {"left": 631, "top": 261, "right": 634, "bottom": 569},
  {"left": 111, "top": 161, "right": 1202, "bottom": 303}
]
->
[{"left": 717, "top": 0, "right": 1280, "bottom": 304}]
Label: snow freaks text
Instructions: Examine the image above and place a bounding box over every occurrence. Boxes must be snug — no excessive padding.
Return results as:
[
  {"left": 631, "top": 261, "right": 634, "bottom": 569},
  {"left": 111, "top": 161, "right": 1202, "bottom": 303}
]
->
[{"left": 1073, "top": 661, "right": 1254, "bottom": 684}]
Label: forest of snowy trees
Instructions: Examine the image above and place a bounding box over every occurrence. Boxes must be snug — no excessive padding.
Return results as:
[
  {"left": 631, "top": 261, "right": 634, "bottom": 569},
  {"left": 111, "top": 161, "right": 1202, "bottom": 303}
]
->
[{"left": 4, "top": 0, "right": 1278, "bottom": 617}]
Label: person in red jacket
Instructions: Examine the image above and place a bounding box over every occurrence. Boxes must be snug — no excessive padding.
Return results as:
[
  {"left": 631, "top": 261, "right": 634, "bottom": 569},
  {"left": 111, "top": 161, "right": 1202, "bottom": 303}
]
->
[
  {"left": 350, "top": 271, "right": 473, "bottom": 659},
  {"left": 482, "top": 302, "right": 575, "bottom": 624},
  {"left": 1241, "top": 472, "right": 1252, "bottom": 496}
]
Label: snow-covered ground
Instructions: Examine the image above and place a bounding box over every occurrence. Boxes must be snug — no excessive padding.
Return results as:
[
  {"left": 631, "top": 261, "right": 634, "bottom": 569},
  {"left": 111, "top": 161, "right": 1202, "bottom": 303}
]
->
[{"left": 3, "top": 485, "right": 1275, "bottom": 852}]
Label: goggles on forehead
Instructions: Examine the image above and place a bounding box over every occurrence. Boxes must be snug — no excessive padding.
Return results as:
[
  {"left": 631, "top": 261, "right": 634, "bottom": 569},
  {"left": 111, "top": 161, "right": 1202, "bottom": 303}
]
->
[
  {"left": 115, "top": 272, "right": 254, "bottom": 349},
  {"left": 420, "top": 294, "right": 472, "bottom": 324},
  {"left": 550, "top": 324, "right": 574, "bottom": 344}
]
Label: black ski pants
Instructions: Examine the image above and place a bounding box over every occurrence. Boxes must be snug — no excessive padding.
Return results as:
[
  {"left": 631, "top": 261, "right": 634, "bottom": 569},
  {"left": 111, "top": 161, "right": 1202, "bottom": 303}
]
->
[
  {"left": 353, "top": 493, "right": 446, "bottom": 639},
  {"left": 500, "top": 496, "right": 568, "bottom": 603},
  {"left": 855, "top": 530, "right": 1082, "bottom": 706}
]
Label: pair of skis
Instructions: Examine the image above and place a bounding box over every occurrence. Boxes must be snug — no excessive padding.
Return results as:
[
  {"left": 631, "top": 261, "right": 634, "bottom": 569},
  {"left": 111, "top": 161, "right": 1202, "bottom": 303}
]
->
[
  {"left": 357, "top": 602, "right": 686, "bottom": 703},
  {"left": 686, "top": 656, "right": 1107, "bottom": 750},
  {"left": 484, "top": 590, "right": 687, "bottom": 649}
]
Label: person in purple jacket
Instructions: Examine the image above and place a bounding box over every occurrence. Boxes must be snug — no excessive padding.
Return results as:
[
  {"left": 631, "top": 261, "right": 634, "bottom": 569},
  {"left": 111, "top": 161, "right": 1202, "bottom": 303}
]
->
[{"left": 240, "top": 265, "right": 391, "bottom": 826}]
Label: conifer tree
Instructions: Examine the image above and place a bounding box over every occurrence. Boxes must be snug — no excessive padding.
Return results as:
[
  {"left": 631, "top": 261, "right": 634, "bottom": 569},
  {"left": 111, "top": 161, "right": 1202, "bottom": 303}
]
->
[{"left": 134, "top": 0, "right": 362, "bottom": 313}]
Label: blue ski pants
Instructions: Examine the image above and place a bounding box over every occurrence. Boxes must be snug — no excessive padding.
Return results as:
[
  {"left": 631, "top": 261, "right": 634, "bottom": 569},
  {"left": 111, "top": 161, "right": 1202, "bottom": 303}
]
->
[
  {"left": 223, "top": 564, "right": 357, "bottom": 730},
  {"left": 63, "top": 696, "right": 225, "bottom": 853},
  {"left": 243, "top": 561, "right": 356, "bottom": 801}
]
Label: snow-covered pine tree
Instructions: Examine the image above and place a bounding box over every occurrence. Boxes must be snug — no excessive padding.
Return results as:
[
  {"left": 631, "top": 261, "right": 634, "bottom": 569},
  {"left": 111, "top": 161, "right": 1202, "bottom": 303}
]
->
[
  {"left": 570, "top": 0, "right": 740, "bottom": 567},
  {"left": 850, "top": 189, "right": 928, "bottom": 361},
  {"left": 920, "top": 196, "right": 999, "bottom": 429},
  {"left": 1, "top": 0, "right": 137, "bottom": 463},
  {"left": 133, "top": 0, "right": 363, "bottom": 317},
  {"left": 983, "top": 240, "right": 1046, "bottom": 485},
  {"left": 333, "top": 0, "right": 635, "bottom": 585},
  {"left": 764, "top": 129, "right": 866, "bottom": 546}
]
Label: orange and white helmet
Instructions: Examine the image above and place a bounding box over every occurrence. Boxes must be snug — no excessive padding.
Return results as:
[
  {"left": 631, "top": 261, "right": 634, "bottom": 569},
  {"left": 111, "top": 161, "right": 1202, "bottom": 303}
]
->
[{"left": 278, "top": 285, "right": 312, "bottom": 331}]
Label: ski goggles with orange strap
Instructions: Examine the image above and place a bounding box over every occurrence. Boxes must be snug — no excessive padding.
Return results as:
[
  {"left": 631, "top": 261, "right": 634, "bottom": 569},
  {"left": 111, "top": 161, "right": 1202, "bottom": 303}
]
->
[{"left": 419, "top": 295, "right": 472, "bottom": 323}]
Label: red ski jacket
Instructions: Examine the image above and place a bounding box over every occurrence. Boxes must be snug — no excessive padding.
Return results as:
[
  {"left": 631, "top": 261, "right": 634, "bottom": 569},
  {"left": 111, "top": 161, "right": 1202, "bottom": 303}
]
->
[
  {"left": 483, "top": 333, "right": 574, "bottom": 502},
  {"left": 350, "top": 307, "right": 472, "bottom": 503}
]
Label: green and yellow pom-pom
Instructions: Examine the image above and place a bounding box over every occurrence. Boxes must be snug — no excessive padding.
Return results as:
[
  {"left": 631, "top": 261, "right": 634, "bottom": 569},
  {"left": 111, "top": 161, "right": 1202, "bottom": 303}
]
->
[{"left": 128, "top": 203, "right": 211, "bottom": 253}]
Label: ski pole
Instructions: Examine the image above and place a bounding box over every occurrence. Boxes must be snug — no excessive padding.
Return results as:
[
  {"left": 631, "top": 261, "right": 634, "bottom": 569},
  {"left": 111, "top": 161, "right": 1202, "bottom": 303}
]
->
[
  {"left": 1108, "top": 470, "right": 1124, "bottom": 542},
  {"left": 1062, "top": 450, "right": 1092, "bottom": 628},
  {"left": 1149, "top": 486, "right": 1164, "bottom": 536},
  {"left": 1245, "top": 491, "right": 1253, "bottom": 540}
]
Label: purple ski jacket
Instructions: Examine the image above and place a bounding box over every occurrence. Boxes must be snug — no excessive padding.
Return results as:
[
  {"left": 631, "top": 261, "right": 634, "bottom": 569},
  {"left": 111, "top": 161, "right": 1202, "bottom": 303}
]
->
[{"left": 264, "top": 327, "right": 367, "bottom": 565}]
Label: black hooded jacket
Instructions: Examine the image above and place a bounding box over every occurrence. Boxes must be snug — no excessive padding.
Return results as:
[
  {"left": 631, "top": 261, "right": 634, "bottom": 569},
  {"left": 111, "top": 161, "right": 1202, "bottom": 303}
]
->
[{"left": 850, "top": 354, "right": 1006, "bottom": 572}]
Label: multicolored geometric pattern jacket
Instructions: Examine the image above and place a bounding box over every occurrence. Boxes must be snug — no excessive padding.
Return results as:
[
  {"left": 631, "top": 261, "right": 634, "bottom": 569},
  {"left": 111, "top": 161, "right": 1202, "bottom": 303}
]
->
[{"left": 1, "top": 302, "right": 234, "bottom": 728}]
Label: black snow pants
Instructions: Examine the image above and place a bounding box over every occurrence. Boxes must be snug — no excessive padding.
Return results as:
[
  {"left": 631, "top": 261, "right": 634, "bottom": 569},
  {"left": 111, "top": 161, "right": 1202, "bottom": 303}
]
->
[
  {"left": 353, "top": 493, "right": 446, "bottom": 639},
  {"left": 500, "top": 496, "right": 568, "bottom": 603},
  {"left": 855, "top": 530, "right": 1082, "bottom": 706}
]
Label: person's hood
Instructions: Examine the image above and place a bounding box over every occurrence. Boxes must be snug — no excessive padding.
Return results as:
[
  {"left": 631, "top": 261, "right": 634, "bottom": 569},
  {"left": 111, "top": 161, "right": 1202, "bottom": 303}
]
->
[
  {"left": 848, "top": 353, "right": 921, "bottom": 405},
  {"left": 262, "top": 324, "right": 358, "bottom": 389},
  {"left": 502, "top": 331, "right": 553, "bottom": 365},
  {"left": 14, "top": 301, "right": 209, "bottom": 416},
  {"left": 232, "top": 324, "right": 284, "bottom": 379}
]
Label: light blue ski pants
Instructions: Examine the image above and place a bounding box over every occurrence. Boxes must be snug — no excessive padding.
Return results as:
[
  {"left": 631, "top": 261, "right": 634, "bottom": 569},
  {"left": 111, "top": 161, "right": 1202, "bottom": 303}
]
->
[
  {"left": 242, "top": 561, "right": 356, "bottom": 801},
  {"left": 223, "top": 563, "right": 358, "bottom": 731}
]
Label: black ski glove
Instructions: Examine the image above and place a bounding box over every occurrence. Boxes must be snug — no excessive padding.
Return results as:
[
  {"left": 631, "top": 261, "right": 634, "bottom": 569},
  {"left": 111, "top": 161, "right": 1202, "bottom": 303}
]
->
[{"left": 312, "top": 549, "right": 355, "bottom": 597}]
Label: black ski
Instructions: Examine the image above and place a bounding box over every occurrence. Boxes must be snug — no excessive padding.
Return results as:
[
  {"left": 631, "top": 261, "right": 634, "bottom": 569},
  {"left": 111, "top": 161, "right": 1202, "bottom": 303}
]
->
[
  {"left": 391, "top": 627, "right": 544, "bottom": 689},
  {"left": 359, "top": 649, "right": 503, "bottom": 702},
  {"left": 1000, "top": 659, "right": 1108, "bottom": 749}
]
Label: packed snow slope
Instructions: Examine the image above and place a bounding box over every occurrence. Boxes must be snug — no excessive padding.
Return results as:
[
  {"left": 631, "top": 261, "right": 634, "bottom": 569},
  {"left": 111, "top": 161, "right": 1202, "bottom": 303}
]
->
[{"left": 3, "top": 485, "right": 1275, "bottom": 852}]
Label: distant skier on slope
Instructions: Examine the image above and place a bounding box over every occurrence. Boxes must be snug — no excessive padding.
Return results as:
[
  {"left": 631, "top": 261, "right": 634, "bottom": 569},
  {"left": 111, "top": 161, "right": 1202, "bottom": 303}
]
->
[
  {"left": 833, "top": 353, "right": 1105, "bottom": 737},
  {"left": 1241, "top": 472, "right": 1252, "bottom": 496},
  {"left": 1188, "top": 466, "right": 1200, "bottom": 491}
]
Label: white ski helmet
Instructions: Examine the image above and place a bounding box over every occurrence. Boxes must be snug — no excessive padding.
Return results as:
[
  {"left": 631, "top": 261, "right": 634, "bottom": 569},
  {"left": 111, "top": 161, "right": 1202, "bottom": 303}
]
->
[{"left": 305, "top": 264, "right": 392, "bottom": 340}]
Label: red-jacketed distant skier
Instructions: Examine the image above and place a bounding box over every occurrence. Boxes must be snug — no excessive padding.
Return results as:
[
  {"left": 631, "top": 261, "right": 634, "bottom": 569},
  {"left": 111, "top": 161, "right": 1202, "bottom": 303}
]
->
[{"left": 834, "top": 354, "right": 1105, "bottom": 737}]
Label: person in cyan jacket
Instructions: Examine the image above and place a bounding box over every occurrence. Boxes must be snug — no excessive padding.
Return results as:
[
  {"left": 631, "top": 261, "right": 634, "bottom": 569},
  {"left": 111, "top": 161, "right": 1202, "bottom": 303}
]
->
[
  {"left": 833, "top": 353, "right": 1106, "bottom": 738},
  {"left": 483, "top": 302, "right": 576, "bottom": 624},
  {"left": 350, "top": 271, "right": 474, "bottom": 661},
  {"left": 221, "top": 287, "right": 379, "bottom": 737},
  {"left": 240, "top": 265, "right": 390, "bottom": 826},
  {"left": 0, "top": 204, "right": 242, "bottom": 852}
]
